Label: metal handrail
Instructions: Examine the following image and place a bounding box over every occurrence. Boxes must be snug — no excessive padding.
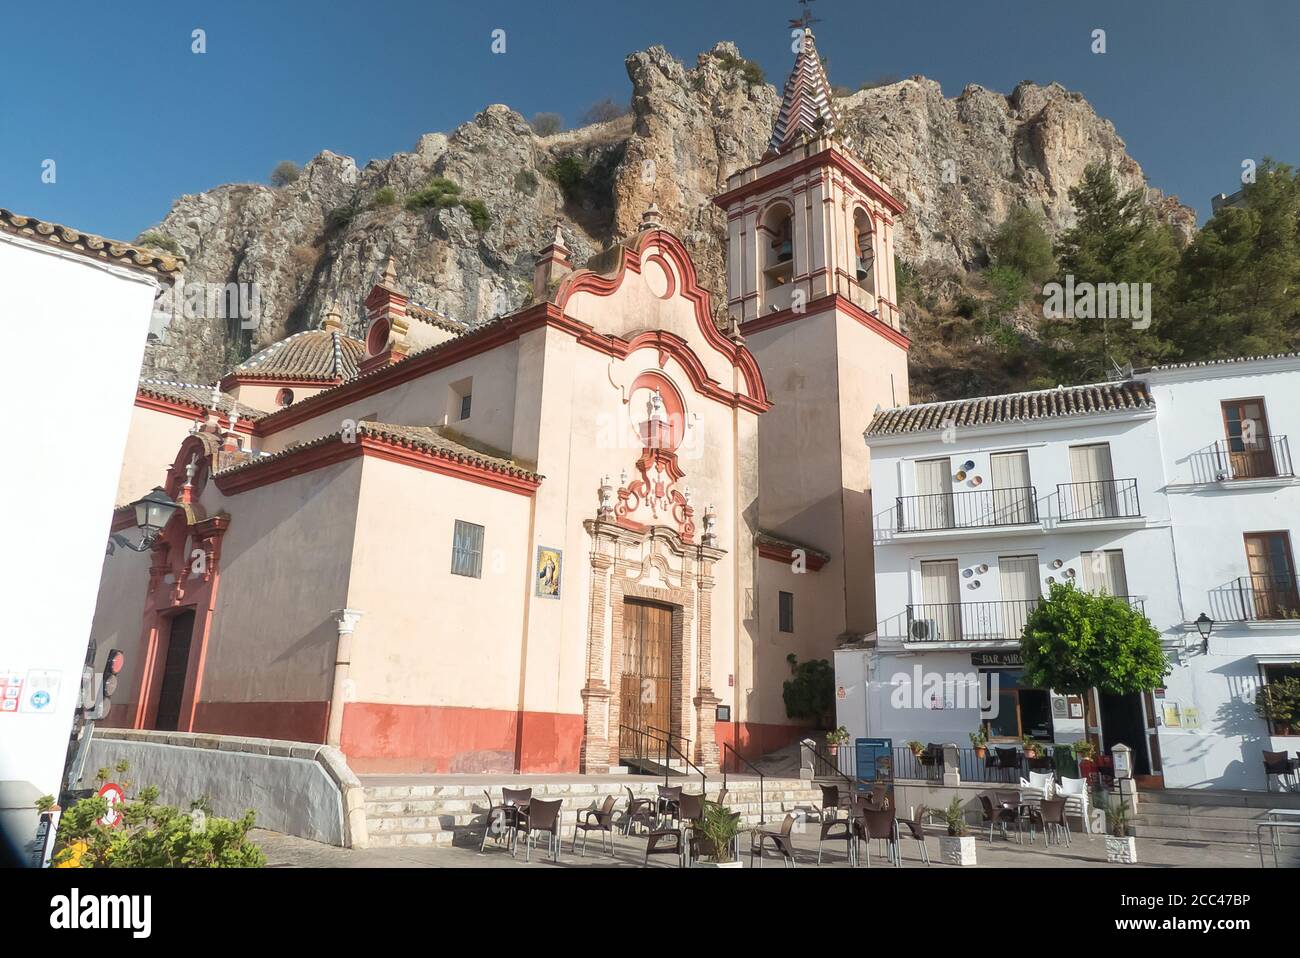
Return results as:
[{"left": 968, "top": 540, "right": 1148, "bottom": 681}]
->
[
  {"left": 657, "top": 734, "right": 707, "bottom": 793},
  {"left": 647, "top": 724, "right": 691, "bottom": 762},
  {"left": 721, "top": 742, "right": 765, "bottom": 824},
  {"left": 1215, "top": 434, "right": 1294, "bottom": 480},
  {"left": 804, "top": 740, "right": 859, "bottom": 794}
]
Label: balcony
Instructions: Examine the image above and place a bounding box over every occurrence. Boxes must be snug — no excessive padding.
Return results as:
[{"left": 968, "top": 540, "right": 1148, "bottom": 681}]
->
[
  {"left": 904, "top": 596, "right": 1147, "bottom": 644},
  {"left": 1056, "top": 478, "right": 1142, "bottom": 521},
  {"left": 895, "top": 486, "right": 1039, "bottom": 534},
  {"left": 1198, "top": 435, "right": 1295, "bottom": 483},
  {"left": 1216, "top": 575, "right": 1300, "bottom": 623}
]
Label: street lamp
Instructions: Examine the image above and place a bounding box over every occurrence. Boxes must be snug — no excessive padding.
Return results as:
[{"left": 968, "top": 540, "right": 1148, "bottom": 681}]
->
[
  {"left": 1195, "top": 612, "right": 1214, "bottom": 653},
  {"left": 107, "top": 487, "right": 180, "bottom": 554}
]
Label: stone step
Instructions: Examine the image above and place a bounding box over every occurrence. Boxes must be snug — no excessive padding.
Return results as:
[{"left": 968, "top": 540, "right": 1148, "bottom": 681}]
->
[
  {"left": 1138, "top": 788, "right": 1300, "bottom": 810},
  {"left": 1133, "top": 806, "right": 1280, "bottom": 826},
  {"left": 1130, "top": 822, "right": 1300, "bottom": 846}
]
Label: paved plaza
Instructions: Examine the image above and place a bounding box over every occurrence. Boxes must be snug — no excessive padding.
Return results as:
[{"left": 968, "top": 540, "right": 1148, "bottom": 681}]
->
[{"left": 252, "top": 824, "right": 1292, "bottom": 869}]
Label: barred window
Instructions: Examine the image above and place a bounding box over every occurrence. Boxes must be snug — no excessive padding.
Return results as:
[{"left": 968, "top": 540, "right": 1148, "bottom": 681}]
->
[
  {"left": 451, "top": 520, "right": 484, "bottom": 578},
  {"left": 779, "top": 591, "right": 794, "bottom": 633}
]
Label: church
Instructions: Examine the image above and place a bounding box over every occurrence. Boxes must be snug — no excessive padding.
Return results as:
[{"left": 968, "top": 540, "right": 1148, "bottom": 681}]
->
[{"left": 90, "top": 28, "right": 910, "bottom": 775}]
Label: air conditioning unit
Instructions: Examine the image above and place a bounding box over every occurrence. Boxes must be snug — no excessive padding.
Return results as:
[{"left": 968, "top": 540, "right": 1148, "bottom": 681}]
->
[{"left": 909, "top": 618, "right": 937, "bottom": 641}]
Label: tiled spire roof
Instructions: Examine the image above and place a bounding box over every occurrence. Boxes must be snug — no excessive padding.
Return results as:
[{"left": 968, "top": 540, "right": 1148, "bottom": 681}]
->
[
  {"left": 768, "top": 28, "right": 848, "bottom": 155},
  {"left": 230, "top": 327, "right": 365, "bottom": 382}
]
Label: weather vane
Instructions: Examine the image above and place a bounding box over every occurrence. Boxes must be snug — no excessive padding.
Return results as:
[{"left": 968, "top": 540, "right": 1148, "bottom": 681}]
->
[{"left": 789, "top": 0, "right": 821, "bottom": 30}]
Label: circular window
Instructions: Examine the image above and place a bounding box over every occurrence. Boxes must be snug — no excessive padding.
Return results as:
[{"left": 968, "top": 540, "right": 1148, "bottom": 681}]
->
[
  {"left": 366, "top": 318, "right": 390, "bottom": 355},
  {"left": 276, "top": 388, "right": 295, "bottom": 407}
]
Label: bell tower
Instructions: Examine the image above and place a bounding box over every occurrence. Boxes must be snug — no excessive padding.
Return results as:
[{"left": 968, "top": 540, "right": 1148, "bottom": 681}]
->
[{"left": 714, "top": 26, "right": 910, "bottom": 639}]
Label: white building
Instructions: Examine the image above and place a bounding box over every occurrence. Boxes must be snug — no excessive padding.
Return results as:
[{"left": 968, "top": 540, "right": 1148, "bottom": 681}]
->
[
  {"left": 837, "top": 355, "right": 1300, "bottom": 792},
  {"left": 1143, "top": 354, "right": 1300, "bottom": 790},
  {"left": 838, "top": 380, "right": 1179, "bottom": 783},
  {"left": 0, "top": 208, "right": 180, "bottom": 861}
]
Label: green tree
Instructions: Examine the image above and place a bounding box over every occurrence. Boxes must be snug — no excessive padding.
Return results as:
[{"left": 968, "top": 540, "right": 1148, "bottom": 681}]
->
[
  {"left": 269, "top": 160, "right": 301, "bottom": 187},
  {"left": 782, "top": 653, "right": 834, "bottom": 727},
  {"left": 1171, "top": 160, "right": 1300, "bottom": 359},
  {"left": 989, "top": 206, "right": 1056, "bottom": 287},
  {"left": 529, "top": 112, "right": 563, "bottom": 136},
  {"left": 1257, "top": 675, "right": 1300, "bottom": 735},
  {"left": 1050, "top": 163, "right": 1181, "bottom": 378},
  {"left": 1019, "top": 582, "right": 1169, "bottom": 695}
]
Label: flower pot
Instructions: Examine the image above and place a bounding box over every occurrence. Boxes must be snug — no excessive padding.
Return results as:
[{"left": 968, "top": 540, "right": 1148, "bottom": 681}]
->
[
  {"left": 939, "top": 835, "right": 976, "bottom": 866},
  {"left": 695, "top": 859, "right": 744, "bottom": 869},
  {"left": 974, "top": 746, "right": 987, "bottom": 759},
  {"left": 1106, "top": 835, "right": 1137, "bottom": 864}
]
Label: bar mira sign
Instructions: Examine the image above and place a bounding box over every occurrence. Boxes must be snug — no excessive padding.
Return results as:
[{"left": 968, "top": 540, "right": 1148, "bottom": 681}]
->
[{"left": 971, "top": 651, "right": 1023, "bottom": 667}]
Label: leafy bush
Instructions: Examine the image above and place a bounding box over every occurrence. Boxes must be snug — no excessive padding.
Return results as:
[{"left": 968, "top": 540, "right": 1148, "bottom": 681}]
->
[
  {"left": 325, "top": 202, "right": 359, "bottom": 231},
  {"left": 371, "top": 186, "right": 397, "bottom": 207},
  {"left": 578, "top": 98, "right": 629, "bottom": 125},
  {"left": 713, "top": 49, "right": 765, "bottom": 87},
  {"left": 530, "top": 112, "right": 563, "bottom": 136},
  {"left": 1257, "top": 675, "right": 1300, "bottom": 734},
  {"left": 942, "top": 796, "right": 967, "bottom": 837},
  {"left": 404, "top": 177, "right": 490, "bottom": 232},
  {"left": 460, "top": 199, "right": 491, "bottom": 232},
  {"left": 989, "top": 206, "right": 1056, "bottom": 287},
  {"left": 1020, "top": 582, "right": 1170, "bottom": 695},
  {"left": 269, "top": 160, "right": 301, "bottom": 187},
  {"left": 546, "top": 155, "right": 589, "bottom": 203},
  {"left": 513, "top": 169, "right": 539, "bottom": 194},
  {"left": 137, "top": 231, "right": 182, "bottom": 256},
  {"left": 695, "top": 801, "right": 743, "bottom": 862},
  {"left": 405, "top": 176, "right": 463, "bottom": 211},
  {"left": 782, "top": 653, "right": 833, "bottom": 726},
  {"left": 40, "top": 764, "right": 264, "bottom": 868}
]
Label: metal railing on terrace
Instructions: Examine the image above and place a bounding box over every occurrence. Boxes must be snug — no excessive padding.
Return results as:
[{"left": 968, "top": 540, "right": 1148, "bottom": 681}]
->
[
  {"left": 1056, "top": 478, "right": 1141, "bottom": 521},
  {"left": 905, "top": 596, "right": 1146, "bottom": 643},
  {"left": 1211, "top": 435, "right": 1294, "bottom": 481},
  {"left": 1218, "top": 574, "right": 1300, "bottom": 622},
  {"left": 895, "top": 486, "right": 1039, "bottom": 532}
]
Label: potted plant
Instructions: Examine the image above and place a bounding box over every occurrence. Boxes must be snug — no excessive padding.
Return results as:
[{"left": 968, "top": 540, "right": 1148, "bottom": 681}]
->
[
  {"left": 826, "top": 726, "right": 850, "bottom": 757},
  {"left": 693, "top": 801, "right": 745, "bottom": 868},
  {"left": 938, "top": 796, "right": 975, "bottom": 866},
  {"left": 969, "top": 728, "right": 988, "bottom": 759},
  {"left": 1071, "top": 739, "right": 1096, "bottom": 761},
  {"left": 1103, "top": 797, "right": 1136, "bottom": 863},
  {"left": 1021, "top": 735, "right": 1042, "bottom": 759},
  {"left": 907, "top": 740, "right": 926, "bottom": 759}
]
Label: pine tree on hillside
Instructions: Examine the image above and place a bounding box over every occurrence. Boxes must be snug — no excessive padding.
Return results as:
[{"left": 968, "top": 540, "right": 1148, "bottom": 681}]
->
[
  {"left": 1049, "top": 163, "right": 1180, "bottom": 380},
  {"left": 1172, "top": 160, "right": 1300, "bottom": 360}
]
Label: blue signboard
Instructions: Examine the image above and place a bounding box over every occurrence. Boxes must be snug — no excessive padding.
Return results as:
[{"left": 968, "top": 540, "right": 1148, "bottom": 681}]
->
[{"left": 854, "top": 737, "right": 893, "bottom": 795}]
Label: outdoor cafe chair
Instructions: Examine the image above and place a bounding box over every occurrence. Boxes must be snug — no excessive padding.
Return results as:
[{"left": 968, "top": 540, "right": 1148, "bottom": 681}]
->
[
  {"left": 623, "top": 786, "right": 655, "bottom": 835},
  {"left": 1264, "top": 750, "right": 1296, "bottom": 792},
  {"left": 1057, "top": 776, "right": 1092, "bottom": 833},
  {"left": 990, "top": 746, "right": 1020, "bottom": 782},
  {"left": 750, "top": 812, "right": 799, "bottom": 868},
  {"left": 643, "top": 795, "right": 702, "bottom": 868},
  {"left": 572, "top": 794, "right": 617, "bottom": 857},
  {"left": 895, "top": 814, "right": 931, "bottom": 865},
  {"left": 919, "top": 743, "right": 945, "bottom": 780},
  {"left": 676, "top": 792, "right": 708, "bottom": 866},
  {"left": 978, "top": 791, "right": 1021, "bottom": 843},
  {"left": 1031, "top": 797, "right": 1071, "bottom": 847},
  {"left": 852, "top": 803, "right": 900, "bottom": 867},
  {"left": 817, "top": 783, "right": 844, "bottom": 821},
  {"left": 479, "top": 786, "right": 532, "bottom": 853},
  {"left": 1018, "top": 770, "right": 1055, "bottom": 804},
  {"left": 517, "top": 798, "right": 563, "bottom": 863},
  {"left": 657, "top": 784, "right": 683, "bottom": 826},
  {"left": 817, "top": 796, "right": 855, "bottom": 865}
]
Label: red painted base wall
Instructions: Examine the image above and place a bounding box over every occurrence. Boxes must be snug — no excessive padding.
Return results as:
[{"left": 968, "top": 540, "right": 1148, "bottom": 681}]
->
[
  {"left": 715, "top": 720, "right": 811, "bottom": 769},
  {"left": 193, "top": 701, "right": 330, "bottom": 743},
  {"left": 341, "top": 702, "right": 583, "bottom": 774}
]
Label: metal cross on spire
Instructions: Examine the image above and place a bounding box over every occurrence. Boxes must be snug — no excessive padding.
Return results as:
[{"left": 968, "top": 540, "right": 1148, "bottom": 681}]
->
[{"left": 788, "top": 0, "right": 821, "bottom": 30}]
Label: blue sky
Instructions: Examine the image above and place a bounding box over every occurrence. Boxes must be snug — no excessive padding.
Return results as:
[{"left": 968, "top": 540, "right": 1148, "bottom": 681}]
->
[{"left": 2, "top": 0, "right": 1296, "bottom": 241}]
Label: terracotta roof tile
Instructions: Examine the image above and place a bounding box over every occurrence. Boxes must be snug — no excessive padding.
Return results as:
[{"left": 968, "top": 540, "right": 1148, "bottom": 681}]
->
[
  {"left": 866, "top": 381, "right": 1155, "bottom": 438},
  {"left": 407, "top": 302, "right": 468, "bottom": 335},
  {"left": 138, "top": 380, "right": 269, "bottom": 421},
  {"left": 0, "top": 208, "right": 184, "bottom": 278},
  {"left": 214, "top": 421, "right": 541, "bottom": 483},
  {"left": 231, "top": 329, "right": 365, "bottom": 382},
  {"left": 1140, "top": 352, "right": 1300, "bottom": 373}
]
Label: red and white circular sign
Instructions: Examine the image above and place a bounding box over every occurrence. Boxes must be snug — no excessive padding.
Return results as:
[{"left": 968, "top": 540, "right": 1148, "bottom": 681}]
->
[{"left": 96, "top": 783, "right": 125, "bottom": 828}]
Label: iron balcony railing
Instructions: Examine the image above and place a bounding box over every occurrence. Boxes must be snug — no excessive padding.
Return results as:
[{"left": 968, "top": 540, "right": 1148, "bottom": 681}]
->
[
  {"left": 1056, "top": 478, "right": 1142, "bottom": 521},
  {"left": 1214, "top": 435, "right": 1294, "bottom": 481},
  {"left": 895, "top": 485, "right": 1039, "bottom": 532},
  {"left": 906, "top": 596, "right": 1145, "bottom": 643},
  {"left": 1222, "top": 574, "right": 1300, "bottom": 622}
]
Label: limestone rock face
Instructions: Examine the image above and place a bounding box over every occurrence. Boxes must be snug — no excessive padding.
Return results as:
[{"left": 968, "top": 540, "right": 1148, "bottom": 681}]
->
[{"left": 139, "top": 42, "right": 1194, "bottom": 385}]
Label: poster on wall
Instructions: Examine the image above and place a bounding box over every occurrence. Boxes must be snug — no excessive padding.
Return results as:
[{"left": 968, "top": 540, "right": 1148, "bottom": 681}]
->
[
  {"left": 1162, "top": 702, "right": 1183, "bottom": 728},
  {"left": 1182, "top": 707, "right": 1201, "bottom": 729},
  {"left": 535, "top": 546, "right": 562, "bottom": 599}
]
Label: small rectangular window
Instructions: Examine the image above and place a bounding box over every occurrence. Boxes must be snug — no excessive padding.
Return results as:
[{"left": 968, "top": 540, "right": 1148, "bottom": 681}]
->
[
  {"left": 451, "top": 520, "right": 484, "bottom": 578},
  {"left": 779, "top": 591, "right": 794, "bottom": 633},
  {"left": 459, "top": 392, "right": 472, "bottom": 421}
]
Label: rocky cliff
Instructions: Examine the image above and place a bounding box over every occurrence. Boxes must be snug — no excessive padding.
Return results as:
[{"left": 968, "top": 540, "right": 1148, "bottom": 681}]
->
[{"left": 140, "top": 41, "right": 1195, "bottom": 392}]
